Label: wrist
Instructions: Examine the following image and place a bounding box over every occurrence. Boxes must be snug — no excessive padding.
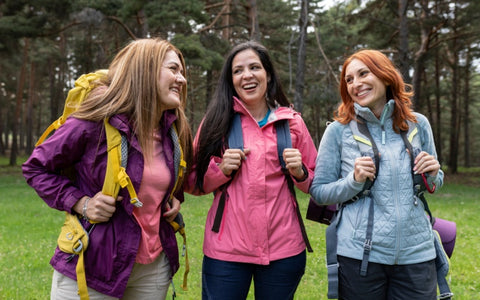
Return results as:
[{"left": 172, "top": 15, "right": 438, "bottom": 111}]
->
[
  {"left": 82, "top": 197, "right": 90, "bottom": 221},
  {"left": 294, "top": 164, "right": 308, "bottom": 182}
]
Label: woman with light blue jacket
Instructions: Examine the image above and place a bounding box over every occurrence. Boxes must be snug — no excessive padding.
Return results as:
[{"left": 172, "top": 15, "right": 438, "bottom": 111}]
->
[{"left": 310, "top": 49, "right": 443, "bottom": 300}]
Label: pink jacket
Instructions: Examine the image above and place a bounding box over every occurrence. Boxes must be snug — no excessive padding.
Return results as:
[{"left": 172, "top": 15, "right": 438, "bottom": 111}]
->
[{"left": 191, "top": 98, "right": 317, "bottom": 264}]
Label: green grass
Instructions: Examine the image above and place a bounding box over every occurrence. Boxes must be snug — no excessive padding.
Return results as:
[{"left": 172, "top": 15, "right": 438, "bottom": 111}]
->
[{"left": 0, "top": 162, "right": 478, "bottom": 299}]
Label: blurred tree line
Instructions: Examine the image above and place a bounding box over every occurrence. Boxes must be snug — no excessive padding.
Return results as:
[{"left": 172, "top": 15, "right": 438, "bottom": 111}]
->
[{"left": 1, "top": 0, "right": 479, "bottom": 174}]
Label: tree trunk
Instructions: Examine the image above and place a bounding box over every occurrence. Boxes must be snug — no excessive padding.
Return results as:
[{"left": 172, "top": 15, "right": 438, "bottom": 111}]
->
[
  {"left": 10, "top": 38, "right": 29, "bottom": 166},
  {"left": 397, "top": 0, "right": 410, "bottom": 83},
  {"left": 246, "top": 0, "right": 260, "bottom": 41},
  {"left": 136, "top": 9, "right": 148, "bottom": 38},
  {"left": 0, "top": 107, "right": 5, "bottom": 155},
  {"left": 26, "top": 61, "right": 36, "bottom": 155},
  {"left": 294, "top": 0, "right": 308, "bottom": 113},
  {"left": 222, "top": 0, "right": 231, "bottom": 40},
  {"left": 0, "top": 62, "right": 4, "bottom": 155},
  {"left": 434, "top": 47, "right": 442, "bottom": 164},
  {"left": 463, "top": 48, "right": 471, "bottom": 167},
  {"left": 448, "top": 29, "right": 459, "bottom": 174},
  {"left": 411, "top": 0, "right": 431, "bottom": 110}
]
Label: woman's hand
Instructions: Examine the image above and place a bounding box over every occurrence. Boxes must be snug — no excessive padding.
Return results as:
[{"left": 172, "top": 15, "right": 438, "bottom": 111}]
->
[
  {"left": 218, "top": 148, "right": 250, "bottom": 176},
  {"left": 354, "top": 156, "right": 376, "bottom": 183},
  {"left": 73, "top": 192, "right": 122, "bottom": 223},
  {"left": 413, "top": 151, "right": 440, "bottom": 177},
  {"left": 283, "top": 148, "right": 306, "bottom": 180},
  {"left": 163, "top": 196, "right": 181, "bottom": 223}
]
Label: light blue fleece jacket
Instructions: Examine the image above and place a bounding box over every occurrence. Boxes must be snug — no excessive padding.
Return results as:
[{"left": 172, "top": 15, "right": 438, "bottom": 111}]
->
[{"left": 310, "top": 100, "right": 444, "bottom": 265}]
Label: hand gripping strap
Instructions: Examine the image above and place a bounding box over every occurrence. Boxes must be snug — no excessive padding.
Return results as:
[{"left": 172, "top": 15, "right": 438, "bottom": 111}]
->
[{"left": 212, "top": 113, "right": 244, "bottom": 233}]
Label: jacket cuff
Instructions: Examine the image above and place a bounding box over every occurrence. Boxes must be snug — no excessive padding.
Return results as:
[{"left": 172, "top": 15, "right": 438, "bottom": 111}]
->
[{"left": 293, "top": 164, "right": 309, "bottom": 182}]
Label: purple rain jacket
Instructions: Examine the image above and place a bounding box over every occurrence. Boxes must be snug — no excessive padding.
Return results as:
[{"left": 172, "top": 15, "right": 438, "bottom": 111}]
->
[{"left": 22, "top": 111, "right": 182, "bottom": 298}]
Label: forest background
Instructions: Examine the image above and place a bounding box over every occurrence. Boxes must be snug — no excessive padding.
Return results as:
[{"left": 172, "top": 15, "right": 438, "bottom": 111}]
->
[{"left": 1, "top": 0, "right": 480, "bottom": 173}]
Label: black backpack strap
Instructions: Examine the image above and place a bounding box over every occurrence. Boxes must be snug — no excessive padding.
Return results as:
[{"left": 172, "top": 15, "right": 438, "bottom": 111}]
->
[
  {"left": 211, "top": 190, "right": 227, "bottom": 233},
  {"left": 275, "top": 120, "right": 313, "bottom": 253},
  {"left": 211, "top": 114, "right": 244, "bottom": 233}
]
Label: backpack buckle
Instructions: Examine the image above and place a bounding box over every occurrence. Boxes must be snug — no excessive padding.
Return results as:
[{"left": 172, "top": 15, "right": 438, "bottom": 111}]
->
[
  {"left": 363, "top": 239, "right": 372, "bottom": 252},
  {"left": 130, "top": 197, "right": 143, "bottom": 208},
  {"left": 438, "top": 292, "right": 454, "bottom": 299},
  {"left": 72, "top": 240, "right": 84, "bottom": 254}
]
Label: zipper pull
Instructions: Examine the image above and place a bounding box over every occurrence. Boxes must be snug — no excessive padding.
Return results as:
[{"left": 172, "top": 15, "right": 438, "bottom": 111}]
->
[{"left": 382, "top": 128, "right": 386, "bottom": 145}]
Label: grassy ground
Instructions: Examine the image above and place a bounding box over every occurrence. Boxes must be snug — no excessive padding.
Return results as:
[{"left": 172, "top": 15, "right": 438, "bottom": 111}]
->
[{"left": 0, "top": 161, "right": 478, "bottom": 299}]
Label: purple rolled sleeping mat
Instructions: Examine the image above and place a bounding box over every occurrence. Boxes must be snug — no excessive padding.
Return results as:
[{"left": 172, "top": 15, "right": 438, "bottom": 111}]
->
[{"left": 432, "top": 217, "right": 457, "bottom": 258}]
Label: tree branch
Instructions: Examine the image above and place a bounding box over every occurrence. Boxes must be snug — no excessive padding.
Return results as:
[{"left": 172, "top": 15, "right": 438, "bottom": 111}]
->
[{"left": 310, "top": 20, "right": 339, "bottom": 85}]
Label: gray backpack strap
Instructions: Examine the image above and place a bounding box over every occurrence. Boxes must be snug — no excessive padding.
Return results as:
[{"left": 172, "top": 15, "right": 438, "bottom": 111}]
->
[
  {"left": 349, "top": 117, "right": 377, "bottom": 277},
  {"left": 169, "top": 126, "right": 181, "bottom": 181},
  {"left": 401, "top": 121, "right": 453, "bottom": 299},
  {"left": 325, "top": 210, "right": 340, "bottom": 299},
  {"left": 325, "top": 118, "right": 380, "bottom": 298},
  {"left": 120, "top": 135, "right": 128, "bottom": 168}
]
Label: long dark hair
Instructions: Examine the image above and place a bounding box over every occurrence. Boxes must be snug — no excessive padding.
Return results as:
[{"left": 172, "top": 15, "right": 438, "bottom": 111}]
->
[{"left": 194, "top": 41, "right": 289, "bottom": 191}]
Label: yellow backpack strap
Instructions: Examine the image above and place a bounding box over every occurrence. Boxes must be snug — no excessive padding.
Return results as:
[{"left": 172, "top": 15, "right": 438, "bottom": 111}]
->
[
  {"left": 36, "top": 70, "right": 108, "bottom": 147},
  {"left": 57, "top": 213, "right": 90, "bottom": 299},
  {"left": 76, "top": 249, "right": 89, "bottom": 299},
  {"left": 102, "top": 118, "right": 142, "bottom": 208}
]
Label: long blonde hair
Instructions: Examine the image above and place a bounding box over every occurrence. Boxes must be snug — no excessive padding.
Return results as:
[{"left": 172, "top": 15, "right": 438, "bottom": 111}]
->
[{"left": 73, "top": 38, "right": 193, "bottom": 167}]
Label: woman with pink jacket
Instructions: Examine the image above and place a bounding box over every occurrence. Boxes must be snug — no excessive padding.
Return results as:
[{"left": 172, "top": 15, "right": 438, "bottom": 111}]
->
[{"left": 189, "top": 41, "right": 317, "bottom": 299}]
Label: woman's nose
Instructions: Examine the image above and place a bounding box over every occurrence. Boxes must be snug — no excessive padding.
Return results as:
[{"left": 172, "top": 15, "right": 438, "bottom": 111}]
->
[{"left": 176, "top": 73, "right": 187, "bottom": 84}]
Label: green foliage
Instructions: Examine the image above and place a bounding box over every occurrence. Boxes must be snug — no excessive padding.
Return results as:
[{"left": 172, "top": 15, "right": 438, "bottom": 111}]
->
[
  {"left": 1, "top": 164, "right": 478, "bottom": 299},
  {"left": 173, "top": 34, "right": 225, "bottom": 71},
  {"left": 145, "top": 0, "right": 207, "bottom": 34},
  {"left": 0, "top": 0, "right": 72, "bottom": 37},
  {"left": 1, "top": 0, "right": 480, "bottom": 168}
]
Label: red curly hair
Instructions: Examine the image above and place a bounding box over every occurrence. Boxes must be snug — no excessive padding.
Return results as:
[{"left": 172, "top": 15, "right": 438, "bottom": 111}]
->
[{"left": 335, "top": 49, "right": 416, "bottom": 132}]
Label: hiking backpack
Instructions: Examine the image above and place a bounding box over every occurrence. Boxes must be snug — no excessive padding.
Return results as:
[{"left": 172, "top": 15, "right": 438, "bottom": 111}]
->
[
  {"left": 35, "top": 70, "right": 189, "bottom": 299},
  {"left": 211, "top": 112, "right": 313, "bottom": 253},
  {"left": 306, "top": 117, "right": 455, "bottom": 299}
]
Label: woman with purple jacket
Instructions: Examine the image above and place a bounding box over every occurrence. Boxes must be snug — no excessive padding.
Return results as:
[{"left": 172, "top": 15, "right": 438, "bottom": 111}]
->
[{"left": 22, "top": 38, "right": 193, "bottom": 299}]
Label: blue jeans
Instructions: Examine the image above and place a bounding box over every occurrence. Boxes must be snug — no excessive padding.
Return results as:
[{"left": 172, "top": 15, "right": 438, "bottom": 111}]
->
[{"left": 202, "top": 250, "right": 306, "bottom": 300}]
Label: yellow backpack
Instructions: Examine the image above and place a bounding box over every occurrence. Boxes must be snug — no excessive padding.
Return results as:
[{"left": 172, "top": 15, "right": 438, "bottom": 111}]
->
[{"left": 37, "top": 71, "right": 189, "bottom": 299}]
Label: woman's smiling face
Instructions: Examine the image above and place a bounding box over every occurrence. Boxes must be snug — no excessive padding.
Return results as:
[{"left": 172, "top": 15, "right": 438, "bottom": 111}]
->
[
  {"left": 158, "top": 50, "right": 186, "bottom": 110},
  {"left": 231, "top": 49, "right": 269, "bottom": 106},
  {"left": 345, "top": 58, "right": 387, "bottom": 117}
]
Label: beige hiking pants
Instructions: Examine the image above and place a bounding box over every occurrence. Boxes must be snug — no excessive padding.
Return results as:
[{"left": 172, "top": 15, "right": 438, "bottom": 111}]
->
[{"left": 50, "top": 252, "right": 171, "bottom": 300}]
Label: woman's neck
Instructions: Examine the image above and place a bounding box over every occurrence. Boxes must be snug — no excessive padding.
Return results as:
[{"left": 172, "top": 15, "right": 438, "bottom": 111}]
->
[{"left": 245, "top": 101, "right": 269, "bottom": 122}]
